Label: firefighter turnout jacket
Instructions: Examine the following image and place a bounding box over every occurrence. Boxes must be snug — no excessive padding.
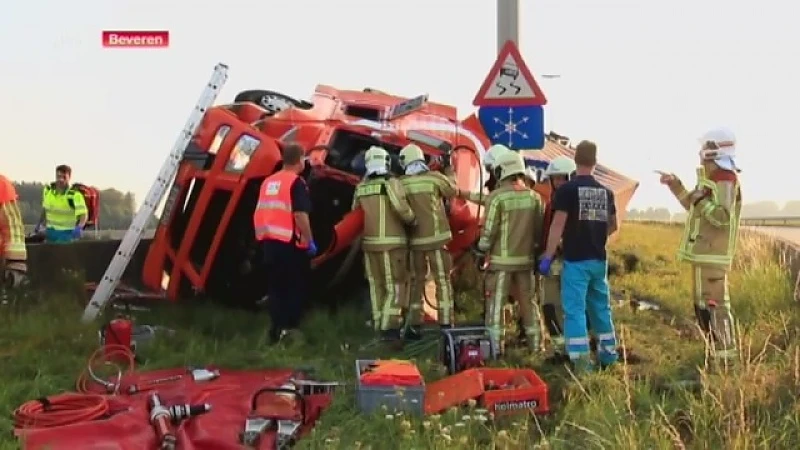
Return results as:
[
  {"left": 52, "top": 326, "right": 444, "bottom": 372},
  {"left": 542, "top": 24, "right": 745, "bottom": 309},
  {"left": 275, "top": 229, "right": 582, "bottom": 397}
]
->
[
  {"left": 668, "top": 165, "right": 742, "bottom": 267},
  {"left": 401, "top": 170, "right": 472, "bottom": 250},
  {"left": 0, "top": 175, "right": 26, "bottom": 268},
  {"left": 352, "top": 176, "right": 416, "bottom": 251},
  {"left": 253, "top": 170, "right": 309, "bottom": 249},
  {"left": 477, "top": 180, "right": 545, "bottom": 271}
]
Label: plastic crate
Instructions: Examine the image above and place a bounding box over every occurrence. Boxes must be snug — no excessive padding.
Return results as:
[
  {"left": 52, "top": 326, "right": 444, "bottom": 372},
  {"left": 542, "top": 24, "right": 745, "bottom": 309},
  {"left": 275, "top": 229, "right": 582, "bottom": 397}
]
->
[
  {"left": 354, "top": 359, "right": 425, "bottom": 416},
  {"left": 478, "top": 368, "right": 550, "bottom": 416}
]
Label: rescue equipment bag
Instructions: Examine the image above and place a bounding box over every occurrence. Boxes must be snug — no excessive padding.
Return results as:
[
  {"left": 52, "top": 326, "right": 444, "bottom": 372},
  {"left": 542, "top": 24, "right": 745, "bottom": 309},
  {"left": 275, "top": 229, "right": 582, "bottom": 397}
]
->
[{"left": 68, "top": 183, "right": 100, "bottom": 228}]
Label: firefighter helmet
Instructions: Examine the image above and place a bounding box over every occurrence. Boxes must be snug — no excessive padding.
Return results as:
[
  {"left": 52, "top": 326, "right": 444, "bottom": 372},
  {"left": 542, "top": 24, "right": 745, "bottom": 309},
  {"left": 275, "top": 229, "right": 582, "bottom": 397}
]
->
[
  {"left": 698, "top": 127, "right": 739, "bottom": 172},
  {"left": 399, "top": 144, "right": 425, "bottom": 168},
  {"left": 483, "top": 144, "right": 512, "bottom": 169},
  {"left": 364, "top": 146, "right": 391, "bottom": 175},
  {"left": 494, "top": 151, "right": 527, "bottom": 181},
  {"left": 544, "top": 156, "right": 577, "bottom": 179}
]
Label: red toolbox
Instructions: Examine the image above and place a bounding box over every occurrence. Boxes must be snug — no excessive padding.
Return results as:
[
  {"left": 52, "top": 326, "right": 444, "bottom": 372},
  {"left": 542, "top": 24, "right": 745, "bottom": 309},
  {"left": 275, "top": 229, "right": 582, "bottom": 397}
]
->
[{"left": 477, "top": 368, "right": 549, "bottom": 416}]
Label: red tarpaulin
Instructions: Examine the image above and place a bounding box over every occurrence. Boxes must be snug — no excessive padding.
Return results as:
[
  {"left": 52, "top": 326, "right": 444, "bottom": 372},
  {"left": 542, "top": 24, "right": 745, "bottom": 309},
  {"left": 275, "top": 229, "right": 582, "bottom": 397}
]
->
[{"left": 16, "top": 367, "right": 333, "bottom": 450}]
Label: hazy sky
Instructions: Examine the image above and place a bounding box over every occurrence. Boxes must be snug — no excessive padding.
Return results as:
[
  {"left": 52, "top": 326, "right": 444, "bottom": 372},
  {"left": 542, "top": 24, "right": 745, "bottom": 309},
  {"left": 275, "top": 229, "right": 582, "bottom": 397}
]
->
[{"left": 1, "top": 0, "right": 795, "bottom": 211}]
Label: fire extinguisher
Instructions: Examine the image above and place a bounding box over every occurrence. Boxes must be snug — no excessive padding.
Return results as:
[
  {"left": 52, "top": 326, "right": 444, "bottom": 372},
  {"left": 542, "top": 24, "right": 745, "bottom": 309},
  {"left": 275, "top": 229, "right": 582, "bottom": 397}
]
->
[{"left": 101, "top": 316, "right": 133, "bottom": 363}]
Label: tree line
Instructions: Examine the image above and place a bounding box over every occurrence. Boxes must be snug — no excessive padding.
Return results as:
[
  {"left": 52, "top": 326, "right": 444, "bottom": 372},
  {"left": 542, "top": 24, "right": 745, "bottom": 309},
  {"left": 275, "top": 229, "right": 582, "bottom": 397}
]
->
[
  {"left": 628, "top": 200, "right": 800, "bottom": 222},
  {"left": 11, "top": 181, "right": 155, "bottom": 230}
]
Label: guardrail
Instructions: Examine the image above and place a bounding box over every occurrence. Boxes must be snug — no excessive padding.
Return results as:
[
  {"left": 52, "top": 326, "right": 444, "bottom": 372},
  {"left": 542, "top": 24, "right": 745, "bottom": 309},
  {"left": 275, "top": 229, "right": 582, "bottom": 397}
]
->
[{"left": 625, "top": 217, "right": 800, "bottom": 227}]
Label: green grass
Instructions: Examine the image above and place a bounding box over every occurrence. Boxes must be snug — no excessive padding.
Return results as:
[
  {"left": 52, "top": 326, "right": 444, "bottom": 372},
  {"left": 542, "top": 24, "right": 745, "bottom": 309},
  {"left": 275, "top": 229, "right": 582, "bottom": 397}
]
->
[{"left": 1, "top": 223, "right": 798, "bottom": 449}]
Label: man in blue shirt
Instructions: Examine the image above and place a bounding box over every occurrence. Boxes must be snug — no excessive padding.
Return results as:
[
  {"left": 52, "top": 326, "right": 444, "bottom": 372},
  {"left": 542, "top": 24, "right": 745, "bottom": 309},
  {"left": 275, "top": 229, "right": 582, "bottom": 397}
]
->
[{"left": 539, "top": 141, "right": 619, "bottom": 373}]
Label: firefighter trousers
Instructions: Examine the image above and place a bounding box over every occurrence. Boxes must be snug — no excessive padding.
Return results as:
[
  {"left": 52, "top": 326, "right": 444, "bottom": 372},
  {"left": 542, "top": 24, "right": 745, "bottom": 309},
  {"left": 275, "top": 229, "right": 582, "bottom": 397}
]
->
[
  {"left": 406, "top": 248, "right": 453, "bottom": 326},
  {"left": 562, "top": 259, "right": 618, "bottom": 371},
  {"left": 691, "top": 264, "right": 736, "bottom": 360},
  {"left": 540, "top": 274, "right": 594, "bottom": 353},
  {"left": 364, "top": 249, "right": 407, "bottom": 331},
  {"left": 485, "top": 269, "right": 539, "bottom": 353}
]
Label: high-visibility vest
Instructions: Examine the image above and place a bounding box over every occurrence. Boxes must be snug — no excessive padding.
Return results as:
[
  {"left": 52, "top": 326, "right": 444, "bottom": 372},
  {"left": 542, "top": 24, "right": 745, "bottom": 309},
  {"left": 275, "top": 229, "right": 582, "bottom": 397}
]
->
[
  {"left": 42, "top": 184, "right": 86, "bottom": 231},
  {"left": 253, "top": 170, "right": 309, "bottom": 249}
]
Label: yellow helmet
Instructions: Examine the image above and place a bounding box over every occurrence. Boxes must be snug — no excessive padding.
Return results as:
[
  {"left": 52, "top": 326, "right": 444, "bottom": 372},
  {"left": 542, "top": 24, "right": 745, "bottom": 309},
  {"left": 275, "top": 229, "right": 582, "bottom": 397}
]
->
[
  {"left": 484, "top": 144, "right": 512, "bottom": 169},
  {"left": 364, "top": 145, "right": 390, "bottom": 175},
  {"left": 544, "top": 156, "right": 576, "bottom": 179},
  {"left": 399, "top": 143, "right": 425, "bottom": 168},
  {"left": 494, "top": 151, "right": 527, "bottom": 181}
]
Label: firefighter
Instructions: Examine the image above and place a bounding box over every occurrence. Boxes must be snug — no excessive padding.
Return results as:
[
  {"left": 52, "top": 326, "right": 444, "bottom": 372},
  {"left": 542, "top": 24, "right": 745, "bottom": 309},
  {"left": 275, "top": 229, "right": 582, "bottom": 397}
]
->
[
  {"left": 482, "top": 144, "right": 513, "bottom": 191},
  {"left": 36, "top": 165, "right": 87, "bottom": 243},
  {"left": 253, "top": 144, "right": 317, "bottom": 344},
  {"left": 659, "top": 127, "right": 742, "bottom": 364},
  {"left": 352, "top": 146, "right": 417, "bottom": 341},
  {"left": 540, "top": 141, "right": 619, "bottom": 373},
  {"left": 476, "top": 151, "right": 545, "bottom": 354},
  {"left": 537, "top": 156, "right": 578, "bottom": 359},
  {"left": 398, "top": 143, "right": 478, "bottom": 329},
  {"left": 0, "top": 174, "right": 27, "bottom": 287}
]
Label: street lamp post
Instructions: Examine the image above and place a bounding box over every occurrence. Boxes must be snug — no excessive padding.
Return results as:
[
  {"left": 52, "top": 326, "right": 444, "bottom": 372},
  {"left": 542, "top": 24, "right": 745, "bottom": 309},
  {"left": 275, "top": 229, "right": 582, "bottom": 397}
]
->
[{"left": 540, "top": 74, "right": 561, "bottom": 132}]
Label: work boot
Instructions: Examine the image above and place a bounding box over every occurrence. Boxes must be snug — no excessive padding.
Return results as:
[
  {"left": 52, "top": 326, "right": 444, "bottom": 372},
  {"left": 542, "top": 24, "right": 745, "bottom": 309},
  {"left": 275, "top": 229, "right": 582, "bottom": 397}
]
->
[
  {"left": 380, "top": 328, "right": 403, "bottom": 342},
  {"left": 403, "top": 326, "right": 423, "bottom": 341},
  {"left": 268, "top": 327, "right": 283, "bottom": 345}
]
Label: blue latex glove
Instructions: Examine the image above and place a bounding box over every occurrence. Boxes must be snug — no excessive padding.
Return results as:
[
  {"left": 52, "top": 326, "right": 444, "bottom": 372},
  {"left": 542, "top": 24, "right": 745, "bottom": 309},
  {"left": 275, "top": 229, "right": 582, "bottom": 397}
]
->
[
  {"left": 307, "top": 240, "right": 318, "bottom": 256},
  {"left": 72, "top": 225, "right": 83, "bottom": 239},
  {"left": 538, "top": 257, "right": 553, "bottom": 276}
]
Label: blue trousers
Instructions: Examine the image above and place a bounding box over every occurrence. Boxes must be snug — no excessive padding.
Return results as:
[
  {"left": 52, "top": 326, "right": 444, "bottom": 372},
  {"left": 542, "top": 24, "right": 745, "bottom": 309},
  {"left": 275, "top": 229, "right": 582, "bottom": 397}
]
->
[
  {"left": 561, "top": 259, "right": 618, "bottom": 368},
  {"left": 45, "top": 228, "right": 75, "bottom": 244}
]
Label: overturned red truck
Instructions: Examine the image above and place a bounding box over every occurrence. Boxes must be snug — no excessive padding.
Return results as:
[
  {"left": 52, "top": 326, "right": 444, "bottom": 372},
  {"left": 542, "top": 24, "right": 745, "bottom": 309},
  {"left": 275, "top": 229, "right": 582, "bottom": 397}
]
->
[{"left": 142, "top": 87, "right": 638, "bottom": 310}]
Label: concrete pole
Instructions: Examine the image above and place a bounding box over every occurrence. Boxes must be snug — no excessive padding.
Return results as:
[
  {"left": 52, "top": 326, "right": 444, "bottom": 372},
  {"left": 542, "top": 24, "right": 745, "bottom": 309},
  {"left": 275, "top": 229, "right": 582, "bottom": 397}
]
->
[{"left": 497, "top": 0, "right": 520, "bottom": 53}]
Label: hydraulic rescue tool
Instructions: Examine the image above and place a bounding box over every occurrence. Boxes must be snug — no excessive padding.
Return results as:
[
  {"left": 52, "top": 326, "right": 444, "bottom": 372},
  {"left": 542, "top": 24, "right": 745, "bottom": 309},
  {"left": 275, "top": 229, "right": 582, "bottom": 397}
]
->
[
  {"left": 149, "top": 393, "right": 177, "bottom": 450},
  {"left": 241, "top": 380, "right": 339, "bottom": 449},
  {"left": 441, "top": 326, "right": 498, "bottom": 375},
  {"left": 127, "top": 367, "right": 219, "bottom": 394},
  {"left": 167, "top": 402, "right": 212, "bottom": 424}
]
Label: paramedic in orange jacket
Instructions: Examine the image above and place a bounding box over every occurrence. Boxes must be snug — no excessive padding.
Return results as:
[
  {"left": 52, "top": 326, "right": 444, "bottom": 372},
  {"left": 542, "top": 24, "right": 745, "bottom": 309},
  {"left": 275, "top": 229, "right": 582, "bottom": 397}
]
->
[
  {"left": 253, "top": 144, "right": 317, "bottom": 344},
  {"left": 0, "top": 174, "right": 27, "bottom": 286}
]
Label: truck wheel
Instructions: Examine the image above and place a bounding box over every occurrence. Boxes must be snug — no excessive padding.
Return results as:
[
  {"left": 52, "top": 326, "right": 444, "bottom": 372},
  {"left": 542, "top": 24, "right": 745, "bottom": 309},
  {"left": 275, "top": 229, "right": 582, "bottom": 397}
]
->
[{"left": 233, "top": 90, "right": 313, "bottom": 113}]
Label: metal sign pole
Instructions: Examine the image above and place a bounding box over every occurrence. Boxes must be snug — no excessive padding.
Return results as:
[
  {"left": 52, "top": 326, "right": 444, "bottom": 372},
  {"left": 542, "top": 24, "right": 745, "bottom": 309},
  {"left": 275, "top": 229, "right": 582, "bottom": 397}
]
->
[{"left": 497, "top": 0, "right": 520, "bottom": 53}]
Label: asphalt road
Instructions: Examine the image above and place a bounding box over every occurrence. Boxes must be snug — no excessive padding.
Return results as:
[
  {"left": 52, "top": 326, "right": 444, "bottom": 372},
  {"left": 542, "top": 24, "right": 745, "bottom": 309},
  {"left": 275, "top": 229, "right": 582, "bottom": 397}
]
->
[{"left": 747, "top": 226, "right": 800, "bottom": 246}]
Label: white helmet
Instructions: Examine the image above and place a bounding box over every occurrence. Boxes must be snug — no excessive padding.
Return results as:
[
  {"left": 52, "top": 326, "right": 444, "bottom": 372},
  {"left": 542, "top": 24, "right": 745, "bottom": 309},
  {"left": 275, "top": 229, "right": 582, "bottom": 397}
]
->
[
  {"left": 364, "top": 146, "right": 390, "bottom": 176},
  {"left": 543, "top": 156, "right": 576, "bottom": 180},
  {"left": 483, "top": 144, "right": 512, "bottom": 170},
  {"left": 494, "top": 151, "right": 527, "bottom": 181},
  {"left": 698, "top": 127, "right": 739, "bottom": 172}
]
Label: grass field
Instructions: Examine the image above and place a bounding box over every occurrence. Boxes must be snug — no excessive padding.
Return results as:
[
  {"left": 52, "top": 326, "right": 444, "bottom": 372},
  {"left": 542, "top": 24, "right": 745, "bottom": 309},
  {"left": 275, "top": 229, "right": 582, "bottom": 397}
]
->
[{"left": 1, "top": 223, "right": 798, "bottom": 449}]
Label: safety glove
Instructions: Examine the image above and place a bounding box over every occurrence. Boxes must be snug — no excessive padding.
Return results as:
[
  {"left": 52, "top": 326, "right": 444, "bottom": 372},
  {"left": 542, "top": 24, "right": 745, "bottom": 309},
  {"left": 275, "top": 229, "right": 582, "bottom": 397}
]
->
[
  {"left": 72, "top": 225, "right": 83, "bottom": 239},
  {"left": 307, "top": 240, "right": 318, "bottom": 257},
  {"left": 538, "top": 256, "right": 553, "bottom": 276}
]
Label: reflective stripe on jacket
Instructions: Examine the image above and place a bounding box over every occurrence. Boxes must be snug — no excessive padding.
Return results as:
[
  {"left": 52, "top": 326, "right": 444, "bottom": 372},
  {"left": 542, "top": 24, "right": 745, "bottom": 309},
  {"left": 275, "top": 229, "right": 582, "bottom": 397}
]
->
[
  {"left": 253, "top": 170, "right": 309, "bottom": 249},
  {"left": 42, "top": 184, "right": 86, "bottom": 231}
]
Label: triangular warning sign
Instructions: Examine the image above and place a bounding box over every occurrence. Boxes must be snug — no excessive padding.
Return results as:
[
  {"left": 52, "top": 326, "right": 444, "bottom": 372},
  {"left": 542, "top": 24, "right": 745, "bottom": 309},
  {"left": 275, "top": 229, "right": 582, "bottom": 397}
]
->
[{"left": 473, "top": 40, "right": 548, "bottom": 107}]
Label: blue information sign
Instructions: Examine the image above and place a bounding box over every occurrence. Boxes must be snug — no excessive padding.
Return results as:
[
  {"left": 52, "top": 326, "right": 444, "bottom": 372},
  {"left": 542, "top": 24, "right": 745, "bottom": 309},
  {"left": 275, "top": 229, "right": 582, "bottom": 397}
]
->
[{"left": 478, "top": 105, "right": 545, "bottom": 150}]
